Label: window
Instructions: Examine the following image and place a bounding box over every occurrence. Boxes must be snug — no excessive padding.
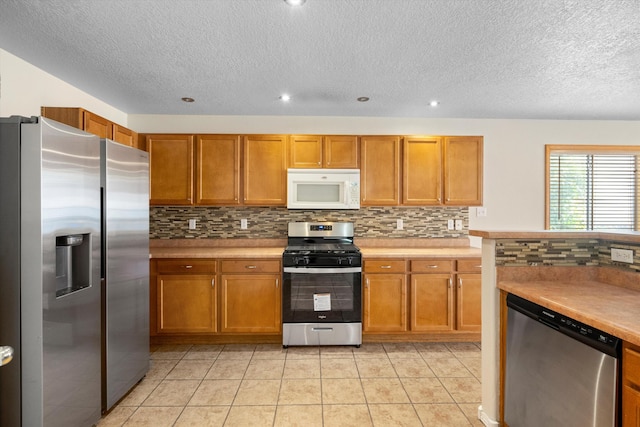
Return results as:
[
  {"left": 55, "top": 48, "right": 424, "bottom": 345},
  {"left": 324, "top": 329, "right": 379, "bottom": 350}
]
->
[{"left": 546, "top": 145, "right": 640, "bottom": 231}]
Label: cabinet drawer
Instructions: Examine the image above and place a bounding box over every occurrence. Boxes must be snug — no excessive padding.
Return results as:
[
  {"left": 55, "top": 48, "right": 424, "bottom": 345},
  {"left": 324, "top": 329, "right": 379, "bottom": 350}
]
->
[
  {"left": 220, "top": 259, "right": 281, "bottom": 273},
  {"left": 625, "top": 346, "right": 640, "bottom": 385},
  {"left": 456, "top": 259, "right": 482, "bottom": 273},
  {"left": 364, "top": 260, "right": 406, "bottom": 273},
  {"left": 410, "top": 259, "right": 453, "bottom": 273},
  {"left": 156, "top": 259, "right": 217, "bottom": 274}
]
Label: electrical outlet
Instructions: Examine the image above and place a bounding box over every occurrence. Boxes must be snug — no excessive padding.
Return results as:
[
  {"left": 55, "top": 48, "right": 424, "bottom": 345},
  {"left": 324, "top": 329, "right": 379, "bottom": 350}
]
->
[
  {"left": 396, "top": 219, "right": 403, "bottom": 230},
  {"left": 454, "top": 219, "right": 463, "bottom": 230},
  {"left": 188, "top": 219, "right": 197, "bottom": 230},
  {"left": 611, "top": 248, "right": 634, "bottom": 263},
  {"left": 447, "top": 219, "right": 454, "bottom": 230},
  {"left": 240, "top": 218, "right": 248, "bottom": 229},
  {"left": 476, "top": 207, "right": 487, "bottom": 217}
]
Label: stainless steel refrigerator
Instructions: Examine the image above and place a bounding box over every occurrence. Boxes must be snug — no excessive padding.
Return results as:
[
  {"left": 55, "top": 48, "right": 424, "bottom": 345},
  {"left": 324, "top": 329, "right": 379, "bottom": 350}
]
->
[
  {"left": 0, "top": 116, "right": 102, "bottom": 427},
  {"left": 100, "top": 138, "right": 150, "bottom": 412},
  {"left": 0, "top": 117, "right": 150, "bottom": 426}
]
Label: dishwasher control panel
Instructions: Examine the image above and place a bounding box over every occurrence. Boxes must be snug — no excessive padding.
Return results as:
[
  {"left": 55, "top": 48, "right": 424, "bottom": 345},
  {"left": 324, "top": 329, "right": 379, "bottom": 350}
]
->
[{"left": 507, "top": 293, "right": 620, "bottom": 357}]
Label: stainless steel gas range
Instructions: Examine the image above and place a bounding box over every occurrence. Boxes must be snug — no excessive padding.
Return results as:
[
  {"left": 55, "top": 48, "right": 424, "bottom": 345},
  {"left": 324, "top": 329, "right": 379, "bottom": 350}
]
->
[{"left": 282, "top": 222, "right": 362, "bottom": 347}]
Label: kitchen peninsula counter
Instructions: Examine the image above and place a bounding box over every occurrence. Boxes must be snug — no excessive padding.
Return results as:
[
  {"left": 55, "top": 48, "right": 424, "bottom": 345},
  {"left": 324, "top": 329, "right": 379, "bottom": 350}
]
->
[{"left": 497, "top": 266, "right": 640, "bottom": 347}]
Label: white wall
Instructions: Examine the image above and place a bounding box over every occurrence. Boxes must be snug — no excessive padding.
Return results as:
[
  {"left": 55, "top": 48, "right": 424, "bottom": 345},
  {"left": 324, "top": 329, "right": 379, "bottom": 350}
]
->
[
  {"left": 0, "top": 49, "right": 127, "bottom": 125},
  {"left": 3, "top": 47, "right": 639, "bottom": 244}
]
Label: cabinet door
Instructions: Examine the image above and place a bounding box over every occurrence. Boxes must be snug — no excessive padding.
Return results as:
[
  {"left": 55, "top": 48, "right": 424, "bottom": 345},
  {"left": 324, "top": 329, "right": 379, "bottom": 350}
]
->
[
  {"left": 147, "top": 134, "right": 195, "bottom": 205},
  {"left": 410, "top": 274, "right": 453, "bottom": 331},
  {"left": 361, "top": 136, "right": 401, "bottom": 206},
  {"left": 622, "top": 384, "right": 640, "bottom": 427},
  {"left": 83, "top": 110, "right": 113, "bottom": 139},
  {"left": 112, "top": 124, "right": 137, "bottom": 147},
  {"left": 196, "top": 135, "right": 241, "bottom": 205},
  {"left": 363, "top": 273, "right": 407, "bottom": 332},
  {"left": 456, "top": 273, "right": 482, "bottom": 331},
  {"left": 220, "top": 274, "right": 281, "bottom": 333},
  {"left": 443, "top": 136, "right": 483, "bottom": 205},
  {"left": 243, "top": 135, "right": 287, "bottom": 205},
  {"left": 403, "top": 136, "right": 442, "bottom": 205},
  {"left": 157, "top": 274, "right": 216, "bottom": 333},
  {"left": 289, "top": 135, "right": 323, "bottom": 168},
  {"left": 324, "top": 135, "right": 359, "bottom": 168}
]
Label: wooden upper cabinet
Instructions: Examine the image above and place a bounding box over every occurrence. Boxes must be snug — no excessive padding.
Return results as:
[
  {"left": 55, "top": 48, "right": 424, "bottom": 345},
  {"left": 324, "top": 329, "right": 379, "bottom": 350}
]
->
[
  {"left": 40, "top": 107, "right": 144, "bottom": 144},
  {"left": 243, "top": 135, "right": 288, "bottom": 205},
  {"left": 289, "top": 135, "right": 359, "bottom": 168},
  {"left": 112, "top": 124, "right": 137, "bottom": 147},
  {"left": 443, "top": 136, "right": 483, "bottom": 205},
  {"left": 289, "top": 135, "right": 323, "bottom": 168},
  {"left": 83, "top": 111, "right": 112, "bottom": 139},
  {"left": 324, "top": 135, "right": 359, "bottom": 168},
  {"left": 360, "top": 136, "right": 401, "bottom": 206},
  {"left": 196, "top": 135, "right": 241, "bottom": 205},
  {"left": 403, "top": 136, "right": 442, "bottom": 205},
  {"left": 147, "top": 134, "right": 195, "bottom": 205}
]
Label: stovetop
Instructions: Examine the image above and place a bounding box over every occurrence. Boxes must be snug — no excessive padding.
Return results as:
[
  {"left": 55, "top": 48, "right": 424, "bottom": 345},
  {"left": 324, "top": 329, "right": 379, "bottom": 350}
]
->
[{"left": 284, "top": 243, "right": 360, "bottom": 255}]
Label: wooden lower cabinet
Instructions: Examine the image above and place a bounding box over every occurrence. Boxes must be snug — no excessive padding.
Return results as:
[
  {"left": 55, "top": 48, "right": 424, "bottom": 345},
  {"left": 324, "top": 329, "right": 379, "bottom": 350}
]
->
[
  {"left": 364, "top": 273, "right": 407, "bottom": 332},
  {"left": 623, "top": 342, "right": 640, "bottom": 426},
  {"left": 411, "top": 274, "right": 453, "bottom": 331},
  {"left": 157, "top": 274, "right": 217, "bottom": 333},
  {"left": 219, "top": 259, "right": 281, "bottom": 334},
  {"left": 220, "top": 274, "right": 281, "bottom": 333},
  {"left": 363, "top": 257, "right": 481, "bottom": 335}
]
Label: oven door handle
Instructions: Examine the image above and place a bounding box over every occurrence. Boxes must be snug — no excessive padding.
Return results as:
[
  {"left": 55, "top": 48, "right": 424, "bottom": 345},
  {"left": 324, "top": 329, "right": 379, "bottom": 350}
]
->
[{"left": 283, "top": 267, "right": 362, "bottom": 274}]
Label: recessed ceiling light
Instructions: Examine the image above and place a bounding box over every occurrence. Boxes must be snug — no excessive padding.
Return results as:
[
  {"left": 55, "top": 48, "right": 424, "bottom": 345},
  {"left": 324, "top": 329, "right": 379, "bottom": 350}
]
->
[
  {"left": 181, "top": 97, "right": 195, "bottom": 103},
  {"left": 279, "top": 94, "right": 291, "bottom": 102},
  {"left": 357, "top": 97, "right": 370, "bottom": 102},
  {"left": 284, "top": 0, "right": 306, "bottom": 6},
  {"left": 429, "top": 100, "right": 439, "bottom": 107}
]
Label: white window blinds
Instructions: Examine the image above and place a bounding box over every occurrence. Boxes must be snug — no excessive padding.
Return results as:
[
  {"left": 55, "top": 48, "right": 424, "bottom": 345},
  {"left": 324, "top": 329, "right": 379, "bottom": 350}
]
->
[{"left": 548, "top": 153, "right": 637, "bottom": 230}]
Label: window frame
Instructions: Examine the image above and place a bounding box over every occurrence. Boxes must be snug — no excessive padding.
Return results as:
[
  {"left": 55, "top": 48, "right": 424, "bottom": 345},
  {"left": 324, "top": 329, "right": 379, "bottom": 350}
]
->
[{"left": 545, "top": 144, "right": 640, "bottom": 231}]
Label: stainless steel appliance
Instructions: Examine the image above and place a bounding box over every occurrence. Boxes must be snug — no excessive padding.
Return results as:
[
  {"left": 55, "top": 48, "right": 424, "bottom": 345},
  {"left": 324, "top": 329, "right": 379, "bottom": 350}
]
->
[
  {"left": 101, "top": 138, "right": 150, "bottom": 412},
  {"left": 0, "top": 116, "right": 102, "bottom": 427},
  {"left": 282, "top": 222, "right": 362, "bottom": 347},
  {"left": 287, "top": 169, "right": 360, "bottom": 210},
  {"left": 505, "top": 293, "right": 620, "bottom": 427}
]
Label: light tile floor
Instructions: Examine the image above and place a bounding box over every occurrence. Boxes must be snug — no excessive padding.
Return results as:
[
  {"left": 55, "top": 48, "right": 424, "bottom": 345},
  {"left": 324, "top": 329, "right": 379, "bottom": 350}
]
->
[{"left": 98, "top": 342, "right": 483, "bottom": 427}]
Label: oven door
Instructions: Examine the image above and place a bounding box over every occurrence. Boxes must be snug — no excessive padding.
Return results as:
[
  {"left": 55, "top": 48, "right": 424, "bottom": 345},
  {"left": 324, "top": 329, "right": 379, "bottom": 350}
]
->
[{"left": 282, "top": 266, "right": 362, "bottom": 323}]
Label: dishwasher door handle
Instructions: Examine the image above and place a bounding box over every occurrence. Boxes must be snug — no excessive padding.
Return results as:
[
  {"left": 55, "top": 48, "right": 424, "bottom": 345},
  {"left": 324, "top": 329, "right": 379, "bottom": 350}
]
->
[{"left": 0, "top": 346, "right": 14, "bottom": 367}]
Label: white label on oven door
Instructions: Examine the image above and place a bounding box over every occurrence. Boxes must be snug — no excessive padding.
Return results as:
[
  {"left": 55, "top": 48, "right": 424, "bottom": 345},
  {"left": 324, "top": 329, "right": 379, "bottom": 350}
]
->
[{"left": 313, "top": 293, "right": 331, "bottom": 311}]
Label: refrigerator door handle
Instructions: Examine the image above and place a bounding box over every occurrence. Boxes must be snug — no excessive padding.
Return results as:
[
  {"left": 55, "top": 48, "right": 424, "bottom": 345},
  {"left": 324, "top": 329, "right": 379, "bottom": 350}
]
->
[{"left": 0, "top": 346, "right": 14, "bottom": 367}]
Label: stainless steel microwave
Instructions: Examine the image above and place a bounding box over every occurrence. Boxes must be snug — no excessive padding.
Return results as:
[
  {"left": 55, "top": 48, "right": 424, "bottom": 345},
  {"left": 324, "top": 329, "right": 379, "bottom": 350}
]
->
[{"left": 287, "top": 169, "right": 360, "bottom": 210}]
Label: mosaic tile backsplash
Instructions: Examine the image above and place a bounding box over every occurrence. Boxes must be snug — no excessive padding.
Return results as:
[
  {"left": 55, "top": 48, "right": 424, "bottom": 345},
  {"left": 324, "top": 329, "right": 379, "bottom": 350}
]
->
[
  {"left": 495, "top": 238, "right": 640, "bottom": 273},
  {"left": 150, "top": 206, "right": 469, "bottom": 239}
]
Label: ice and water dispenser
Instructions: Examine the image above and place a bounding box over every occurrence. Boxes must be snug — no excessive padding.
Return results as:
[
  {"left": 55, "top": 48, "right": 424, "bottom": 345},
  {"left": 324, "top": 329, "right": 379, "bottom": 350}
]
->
[{"left": 55, "top": 234, "right": 91, "bottom": 298}]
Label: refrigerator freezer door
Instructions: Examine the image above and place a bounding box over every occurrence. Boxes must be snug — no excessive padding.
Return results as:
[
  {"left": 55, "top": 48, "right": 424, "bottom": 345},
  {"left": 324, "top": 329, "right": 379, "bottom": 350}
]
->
[
  {"left": 102, "top": 139, "right": 150, "bottom": 411},
  {"left": 21, "top": 117, "right": 102, "bottom": 427}
]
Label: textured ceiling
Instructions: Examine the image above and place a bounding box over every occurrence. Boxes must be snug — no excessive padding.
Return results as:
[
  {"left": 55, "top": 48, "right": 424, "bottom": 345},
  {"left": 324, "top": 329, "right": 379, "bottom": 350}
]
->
[{"left": 1, "top": 0, "right": 639, "bottom": 119}]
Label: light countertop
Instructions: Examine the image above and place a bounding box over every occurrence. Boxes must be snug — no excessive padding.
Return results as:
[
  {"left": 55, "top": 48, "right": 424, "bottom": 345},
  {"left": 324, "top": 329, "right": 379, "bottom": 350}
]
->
[{"left": 498, "top": 266, "right": 640, "bottom": 346}]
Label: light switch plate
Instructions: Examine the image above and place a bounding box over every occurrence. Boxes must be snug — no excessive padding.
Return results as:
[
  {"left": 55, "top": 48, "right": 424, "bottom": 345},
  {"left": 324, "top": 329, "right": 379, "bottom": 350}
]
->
[
  {"left": 396, "top": 219, "right": 403, "bottom": 230},
  {"left": 240, "top": 218, "right": 248, "bottom": 229},
  {"left": 188, "top": 219, "right": 197, "bottom": 230},
  {"left": 447, "top": 219, "right": 454, "bottom": 230},
  {"left": 454, "top": 219, "right": 463, "bottom": 230}
]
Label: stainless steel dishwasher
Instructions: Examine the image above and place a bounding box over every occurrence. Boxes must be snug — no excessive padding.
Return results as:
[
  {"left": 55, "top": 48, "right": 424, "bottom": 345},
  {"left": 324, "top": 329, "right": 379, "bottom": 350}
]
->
[{"left": 505, "top": 293, "right": 620, "bottom": 427}]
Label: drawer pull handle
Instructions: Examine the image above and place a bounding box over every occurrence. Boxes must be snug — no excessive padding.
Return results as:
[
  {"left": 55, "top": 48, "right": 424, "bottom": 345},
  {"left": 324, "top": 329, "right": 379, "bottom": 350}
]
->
[
  {"left": 245, "top": 265, "right": 257, "bottom": 269},
  {"left": 458, "top": 278, "right": 462, "bottom": 288},
  {"left": 276, "top": 279, "right": 279, "bottom": 289},
  {"left": 448, "top": 278, "right": 452, "bottom": 288},
  {"left": 211, "top": 279, "right": 215, "bottom": 288},
  {"left": 475, "top": 265, "right": 482, "bottom": 269},
  {"left": 380, "top": 265, "right": 391, "bottom": 269},
  {"left": 183, "top": 265, "right": 193, "bottom": 269},
  {"left": 425, "top": 265, "right": 439, "bottom": 269}
]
